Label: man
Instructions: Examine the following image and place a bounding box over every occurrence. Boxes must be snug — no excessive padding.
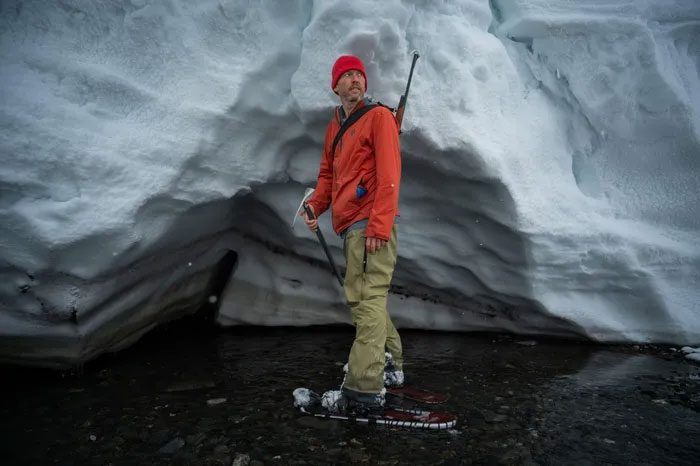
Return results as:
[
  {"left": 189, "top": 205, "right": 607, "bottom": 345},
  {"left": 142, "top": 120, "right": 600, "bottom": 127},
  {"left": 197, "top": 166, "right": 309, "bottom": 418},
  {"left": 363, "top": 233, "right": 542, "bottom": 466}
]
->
[{"left": 302, "top": 55, "right": 404, "bottom": 413}]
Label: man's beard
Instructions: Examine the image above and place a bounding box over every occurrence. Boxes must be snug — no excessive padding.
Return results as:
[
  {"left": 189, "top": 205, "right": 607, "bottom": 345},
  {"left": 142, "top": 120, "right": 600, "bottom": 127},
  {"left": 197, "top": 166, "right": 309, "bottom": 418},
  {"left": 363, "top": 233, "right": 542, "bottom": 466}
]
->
[{"left": 346, "top": 88, "right": 362, "bottom": 102}]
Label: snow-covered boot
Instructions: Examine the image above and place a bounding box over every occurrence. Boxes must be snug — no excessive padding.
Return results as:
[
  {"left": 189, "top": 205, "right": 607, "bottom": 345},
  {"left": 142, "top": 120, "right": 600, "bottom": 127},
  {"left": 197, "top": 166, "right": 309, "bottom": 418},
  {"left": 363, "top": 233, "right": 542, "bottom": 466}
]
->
[
  {"left": 338, "top": 365, "right": 386, "bottom": 415},
  {"left": 306, "top": 387, "right": 385, "bottom": 416},
  {"left": 383, "top": 352, "right": 404, "bottom": 388},
  {"left": 320, "top": 389, "right": 348, "bottom": 413},
  {"left": 341, "top": 387, "right": 386, "bottom": 416},
  {"left": 293, "top": 388, "right": 352, "bottom": 414},
  {"left": 292, "top": 387, "right": 322, "bottom": 409}
]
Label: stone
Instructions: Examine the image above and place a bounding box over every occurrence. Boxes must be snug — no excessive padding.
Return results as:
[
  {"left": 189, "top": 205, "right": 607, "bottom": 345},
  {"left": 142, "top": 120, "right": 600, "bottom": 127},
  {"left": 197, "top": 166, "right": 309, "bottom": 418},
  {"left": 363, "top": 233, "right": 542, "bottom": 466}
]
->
[
  {"left": 232, "top": 453, "right": 251, "bottom": 466},
  {"left": 207, "top": 398, "right": 228, "bottom": 406},
  {"left": 158, "top": 437, "right": 185, "bottom": 454},
  {"left": 166, "top": 380, "right": 216, "bottom": 392}
]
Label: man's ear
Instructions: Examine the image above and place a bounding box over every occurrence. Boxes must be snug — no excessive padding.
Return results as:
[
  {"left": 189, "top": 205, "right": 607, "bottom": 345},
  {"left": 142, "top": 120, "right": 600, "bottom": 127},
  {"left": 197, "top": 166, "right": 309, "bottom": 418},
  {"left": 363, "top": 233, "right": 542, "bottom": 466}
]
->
[{"left": 333, "top": 84, "right": 339, "bottom": 95}]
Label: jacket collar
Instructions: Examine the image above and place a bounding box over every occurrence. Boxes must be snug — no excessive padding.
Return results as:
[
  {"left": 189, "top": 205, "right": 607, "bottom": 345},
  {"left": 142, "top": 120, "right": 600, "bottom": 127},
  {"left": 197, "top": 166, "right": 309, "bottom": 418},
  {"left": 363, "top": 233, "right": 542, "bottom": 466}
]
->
[{"left": 337, "top": 97, "right": 372, "bottom": 125}]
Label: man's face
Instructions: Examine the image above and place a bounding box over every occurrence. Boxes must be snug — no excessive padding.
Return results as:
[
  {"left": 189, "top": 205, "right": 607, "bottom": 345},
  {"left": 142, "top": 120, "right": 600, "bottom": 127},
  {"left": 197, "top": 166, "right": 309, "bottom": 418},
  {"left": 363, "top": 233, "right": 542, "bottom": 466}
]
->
[{"left": 334, "top": 69, "right": 366, "bottom": 102}]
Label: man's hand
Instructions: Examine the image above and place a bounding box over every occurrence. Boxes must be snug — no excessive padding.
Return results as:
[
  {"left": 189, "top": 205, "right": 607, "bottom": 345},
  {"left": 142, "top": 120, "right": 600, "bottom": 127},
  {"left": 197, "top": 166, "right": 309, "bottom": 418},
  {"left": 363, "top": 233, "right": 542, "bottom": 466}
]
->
[
  {"left": 300, "top": 204, "right": 318, "bottom": 231},
  {"left": 365, "top": 236, "right": 387, "bottom": 254}
]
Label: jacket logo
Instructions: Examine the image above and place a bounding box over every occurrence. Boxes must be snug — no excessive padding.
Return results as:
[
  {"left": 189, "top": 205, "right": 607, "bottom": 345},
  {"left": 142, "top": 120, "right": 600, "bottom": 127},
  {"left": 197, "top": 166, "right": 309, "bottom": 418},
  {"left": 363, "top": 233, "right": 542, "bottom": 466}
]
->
[{"left": 350, "top": 129, "right": 356, "bottom": 136}]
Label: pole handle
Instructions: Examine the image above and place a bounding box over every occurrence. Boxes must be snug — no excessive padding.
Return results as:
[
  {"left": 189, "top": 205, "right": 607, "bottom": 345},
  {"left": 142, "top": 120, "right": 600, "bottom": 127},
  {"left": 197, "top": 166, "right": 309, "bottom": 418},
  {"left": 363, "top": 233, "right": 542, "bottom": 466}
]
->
[
  {"left": 303, "top": 203, "right": 316, "bottom": 220},
  {"left": 303, "top": 203, "right": 344, "bottom": 287}
]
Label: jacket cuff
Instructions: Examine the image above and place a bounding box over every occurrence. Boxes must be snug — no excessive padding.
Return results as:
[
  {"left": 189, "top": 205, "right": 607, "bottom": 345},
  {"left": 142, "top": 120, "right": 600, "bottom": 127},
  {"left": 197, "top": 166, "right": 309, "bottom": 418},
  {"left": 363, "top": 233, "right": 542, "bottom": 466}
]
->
[
  {"left": 364, "top": 226, "right": 390, "bottom": 241},
  {"left": 306, "top": 200, "right": 326, "bottom": 218}
]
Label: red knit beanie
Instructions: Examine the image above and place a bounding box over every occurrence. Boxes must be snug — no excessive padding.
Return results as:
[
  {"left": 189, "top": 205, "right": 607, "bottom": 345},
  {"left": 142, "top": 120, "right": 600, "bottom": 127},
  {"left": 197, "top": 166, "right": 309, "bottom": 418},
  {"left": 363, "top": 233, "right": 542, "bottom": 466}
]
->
[{"left": 331, "top": 55, "right": 368, "bottom": 91}]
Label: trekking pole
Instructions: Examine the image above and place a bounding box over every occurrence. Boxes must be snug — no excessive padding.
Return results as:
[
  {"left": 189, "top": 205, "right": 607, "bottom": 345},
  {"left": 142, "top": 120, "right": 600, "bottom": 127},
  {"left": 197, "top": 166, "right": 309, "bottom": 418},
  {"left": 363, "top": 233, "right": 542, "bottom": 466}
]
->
[
  {"left": 303, "top": 203, "right": 344, "bottom": 287},
  {"left": 395, "top": 51, "right": 420, "bottom": 132}
]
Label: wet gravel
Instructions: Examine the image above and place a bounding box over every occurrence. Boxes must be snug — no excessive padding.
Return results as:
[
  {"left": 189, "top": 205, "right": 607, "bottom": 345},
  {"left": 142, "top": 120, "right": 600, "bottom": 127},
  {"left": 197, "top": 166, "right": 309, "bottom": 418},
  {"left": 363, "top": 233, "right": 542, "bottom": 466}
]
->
[{"left": 1, "top": 324, "right": 699, "bottom": 465}]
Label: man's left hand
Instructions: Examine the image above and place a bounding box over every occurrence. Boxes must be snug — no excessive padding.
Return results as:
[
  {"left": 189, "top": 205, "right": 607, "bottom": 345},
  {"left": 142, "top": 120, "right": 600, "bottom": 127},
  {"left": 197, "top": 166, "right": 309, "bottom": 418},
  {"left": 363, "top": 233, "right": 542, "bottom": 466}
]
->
[{"left": 365, "top": 236, "right": 387, "bottom": 254}]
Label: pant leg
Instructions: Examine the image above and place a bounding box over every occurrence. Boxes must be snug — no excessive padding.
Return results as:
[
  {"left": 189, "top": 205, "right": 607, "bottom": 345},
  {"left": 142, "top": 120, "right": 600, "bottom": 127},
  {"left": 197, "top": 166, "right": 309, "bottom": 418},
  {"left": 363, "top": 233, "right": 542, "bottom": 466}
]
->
[
  {"left": 382, "top": 226, "right": 403, "bottom": 370},
  {"left": 343, "top": 225, "right": 401, "bottom": 393},
  {"left": 385, "top": 315, "right": 403, "bottom": 371}
]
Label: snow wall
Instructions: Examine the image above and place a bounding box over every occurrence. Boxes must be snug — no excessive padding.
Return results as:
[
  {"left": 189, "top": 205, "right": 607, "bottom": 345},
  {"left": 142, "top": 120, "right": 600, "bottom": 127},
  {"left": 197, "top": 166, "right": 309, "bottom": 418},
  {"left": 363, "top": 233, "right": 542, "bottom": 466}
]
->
[{"left": 1, "top": 0, "right": 698, "bottom": 367}]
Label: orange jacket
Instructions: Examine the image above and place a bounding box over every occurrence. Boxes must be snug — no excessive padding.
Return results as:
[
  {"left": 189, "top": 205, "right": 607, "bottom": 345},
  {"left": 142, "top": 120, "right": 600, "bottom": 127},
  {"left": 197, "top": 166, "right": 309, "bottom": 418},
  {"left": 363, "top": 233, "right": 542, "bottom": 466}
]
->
[{"left": 307, "top": 101, "right": 401, "bottom": 241}]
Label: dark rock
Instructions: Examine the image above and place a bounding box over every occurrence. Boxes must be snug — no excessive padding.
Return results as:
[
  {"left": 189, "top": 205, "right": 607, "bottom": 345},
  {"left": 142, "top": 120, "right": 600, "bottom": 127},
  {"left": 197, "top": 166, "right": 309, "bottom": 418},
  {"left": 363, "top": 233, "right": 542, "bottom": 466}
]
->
[
  {"left": 186, "top": 432, "right": 206, "bottom": 446},
  {"left": 232, "top": 453, "right": 250, "bottom": 466},
  {"left": 483, "top": 411, "right": 508, "bottom": 423},
  {"left": 214, "top": 444, "right": 230, "bottom": 454},
  {"left": 158, "top": 437, "right": 185, "bottom": 454},
  {"left": 296, "top": 416, "right": 327, "bottom": 429},
  {"left": 165, "top": 380, "right": 216, "bottom": 392}
]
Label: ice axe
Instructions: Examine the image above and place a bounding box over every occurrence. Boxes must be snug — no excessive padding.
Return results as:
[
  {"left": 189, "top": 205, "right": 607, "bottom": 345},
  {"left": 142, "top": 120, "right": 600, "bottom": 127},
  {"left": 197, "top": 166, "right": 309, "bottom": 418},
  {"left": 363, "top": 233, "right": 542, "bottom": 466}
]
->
[{"left": 292, "top": 188, "right": 344, "bottom": 287}]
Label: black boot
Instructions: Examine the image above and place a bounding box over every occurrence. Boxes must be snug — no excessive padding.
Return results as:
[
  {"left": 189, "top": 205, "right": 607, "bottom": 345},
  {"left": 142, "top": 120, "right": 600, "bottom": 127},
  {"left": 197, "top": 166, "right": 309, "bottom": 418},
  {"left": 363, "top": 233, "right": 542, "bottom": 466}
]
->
[{"left": 341, "top": 387, "right": 385, "bottom": 416}]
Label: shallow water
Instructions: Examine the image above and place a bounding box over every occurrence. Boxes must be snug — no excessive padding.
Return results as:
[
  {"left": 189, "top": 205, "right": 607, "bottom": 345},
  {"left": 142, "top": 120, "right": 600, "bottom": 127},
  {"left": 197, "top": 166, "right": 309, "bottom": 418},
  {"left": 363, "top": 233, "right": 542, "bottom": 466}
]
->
[{"left": 1, "top": 324, "right": 699, "bottom": 465}]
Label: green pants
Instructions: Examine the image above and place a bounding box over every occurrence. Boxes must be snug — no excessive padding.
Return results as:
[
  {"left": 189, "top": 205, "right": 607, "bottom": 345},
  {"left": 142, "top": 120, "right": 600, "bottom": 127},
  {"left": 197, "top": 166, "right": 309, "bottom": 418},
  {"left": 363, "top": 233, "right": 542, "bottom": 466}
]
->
[{"left": 343, "top": 225, "right": 403, "bottom": 394}]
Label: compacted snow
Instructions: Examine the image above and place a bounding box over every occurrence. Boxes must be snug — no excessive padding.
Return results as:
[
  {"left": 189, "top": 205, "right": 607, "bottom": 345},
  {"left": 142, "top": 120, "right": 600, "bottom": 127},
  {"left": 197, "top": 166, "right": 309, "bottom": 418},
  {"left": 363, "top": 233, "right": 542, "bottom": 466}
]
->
[{"left": 0, "top": 0, "right": 698, "bottom": 366}]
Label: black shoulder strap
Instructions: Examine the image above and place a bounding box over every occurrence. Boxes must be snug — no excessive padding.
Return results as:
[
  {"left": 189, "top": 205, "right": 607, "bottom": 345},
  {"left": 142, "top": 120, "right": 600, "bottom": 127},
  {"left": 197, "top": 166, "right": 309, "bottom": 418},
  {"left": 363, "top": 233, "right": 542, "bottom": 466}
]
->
[{"left": 331, "top": 104, "right": 379, "bottom": 158}]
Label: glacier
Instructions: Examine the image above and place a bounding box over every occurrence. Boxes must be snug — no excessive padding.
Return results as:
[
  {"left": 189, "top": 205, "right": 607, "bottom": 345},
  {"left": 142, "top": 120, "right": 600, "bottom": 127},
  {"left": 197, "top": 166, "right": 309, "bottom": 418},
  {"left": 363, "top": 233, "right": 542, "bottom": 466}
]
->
[{"left": 0, "top": 0, "right": 698, "bottom": 367}]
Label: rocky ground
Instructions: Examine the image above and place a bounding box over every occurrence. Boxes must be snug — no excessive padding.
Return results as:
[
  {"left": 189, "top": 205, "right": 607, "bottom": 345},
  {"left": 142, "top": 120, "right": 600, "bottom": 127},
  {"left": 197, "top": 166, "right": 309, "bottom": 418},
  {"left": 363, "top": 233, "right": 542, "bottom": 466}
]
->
[{"left": 1, "top": 323, "right": 698, "bottom": 465}]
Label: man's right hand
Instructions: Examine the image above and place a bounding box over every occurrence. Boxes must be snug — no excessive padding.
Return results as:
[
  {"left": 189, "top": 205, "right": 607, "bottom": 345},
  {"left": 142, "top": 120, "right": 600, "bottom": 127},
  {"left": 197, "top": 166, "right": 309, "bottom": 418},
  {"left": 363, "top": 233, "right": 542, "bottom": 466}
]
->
[{"left": 301, "top": 204, "right": 319, "bottom": 231}]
